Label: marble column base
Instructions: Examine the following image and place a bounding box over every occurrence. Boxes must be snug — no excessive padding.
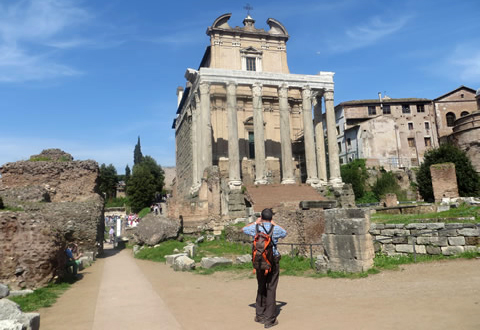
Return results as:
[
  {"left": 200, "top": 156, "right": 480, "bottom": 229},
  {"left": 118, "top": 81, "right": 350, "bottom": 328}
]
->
[
  {"left": 228, "top": 180, "right": 243, "bottom": 190},
  {"left": 281, "top": 178, "right": 296, "bottom": 184},
  {"left": 254, "top": 178, "right": 268, "bottom": 185},
  {"left": 329, "top": 177, "right": 344, "bottom": 188},
  {"left": 306, "top": 177, "right": 321, "bottom": 187}
]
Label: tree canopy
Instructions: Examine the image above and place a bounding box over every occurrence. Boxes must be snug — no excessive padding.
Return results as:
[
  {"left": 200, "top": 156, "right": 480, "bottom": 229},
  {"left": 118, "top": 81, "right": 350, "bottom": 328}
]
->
[
  {"left": 127, "top": 164, "right": 156, "bottom": 213},
  {"left": 98, "top": 163, "right": 118, "bottom": 200},
  {"left": 134, "top": 136, "right": 144, "bottom": 165},
  {"left": 417, "top": 144, "right": 480, "bottom": 202}
]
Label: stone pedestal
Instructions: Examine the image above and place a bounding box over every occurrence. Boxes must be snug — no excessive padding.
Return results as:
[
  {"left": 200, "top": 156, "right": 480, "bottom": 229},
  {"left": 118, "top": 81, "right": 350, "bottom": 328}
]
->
[{"left": 430, "top": 163, "right": 459, "bottom": 203}]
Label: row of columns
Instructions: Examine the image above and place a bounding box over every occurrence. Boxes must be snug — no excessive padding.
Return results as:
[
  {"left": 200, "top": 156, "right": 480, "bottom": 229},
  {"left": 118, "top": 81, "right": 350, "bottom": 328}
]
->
[{"left": 191, "top": 81, "right": 342, "bottom": 190}]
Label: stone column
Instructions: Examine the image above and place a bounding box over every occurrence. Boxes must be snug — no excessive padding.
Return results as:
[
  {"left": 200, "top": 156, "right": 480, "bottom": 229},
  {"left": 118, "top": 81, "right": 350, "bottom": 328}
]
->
[
  {"left": 278, "top": 83, "right": 295, "bottom": 184},
  {"left": 199, "top": 82, "right": 212, "bottom": 176},
  {"left": 190, "top": 105, "right": 199, "bottom": 191},
  {"left": 324, "top": 90, "right": 342, "bottom": 186},
  {"left": 252, "top": 83, "right": 267, "bottom": 184},
  {"left": 313, "top": 92, "right": 328, "bottom": 185},
  {"left": 194, "top": 92, "right": 203, "bottom": 185},
  {"left": 302, "top": 86, "right": 319, "bottom": 185},
  {"left": 226, "top": 82, "right": 242, "bottom": 188}
]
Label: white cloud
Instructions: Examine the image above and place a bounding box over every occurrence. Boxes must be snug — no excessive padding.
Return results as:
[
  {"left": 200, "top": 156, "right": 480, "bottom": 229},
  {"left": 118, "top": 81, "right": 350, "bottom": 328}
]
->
[
  {"left": 0, "top": 0, "right": 92, "bottom": 82},
  {"left": 327, "top": 14, "right": 412, "bottom": 53}
]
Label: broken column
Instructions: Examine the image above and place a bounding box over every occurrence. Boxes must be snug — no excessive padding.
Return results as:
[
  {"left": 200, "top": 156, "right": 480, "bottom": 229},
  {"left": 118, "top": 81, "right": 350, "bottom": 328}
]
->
[
  {"left": 322, "top": 208, "right": 374, "bottom": 273},
  {"left": 430, "top": 163, "right": 459, "bottom": 203}
]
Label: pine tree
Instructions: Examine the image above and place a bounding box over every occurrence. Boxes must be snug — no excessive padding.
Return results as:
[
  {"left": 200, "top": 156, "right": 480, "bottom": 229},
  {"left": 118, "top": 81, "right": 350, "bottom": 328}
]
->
[
  {"left": 98, "top": 163, "right": 118, "bottom": 200},
  {"left": 133, "top": 136, "right": 144, "bottom": 165},
  {"left": 125, "top": 164, "right": 131, "bottom": 184}
]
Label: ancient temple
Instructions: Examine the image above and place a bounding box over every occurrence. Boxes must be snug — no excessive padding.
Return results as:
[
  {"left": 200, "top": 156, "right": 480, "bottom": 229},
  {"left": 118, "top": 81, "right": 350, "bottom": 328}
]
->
[{"left": 172, "top": 13, "right": 343, "bottom": 217}]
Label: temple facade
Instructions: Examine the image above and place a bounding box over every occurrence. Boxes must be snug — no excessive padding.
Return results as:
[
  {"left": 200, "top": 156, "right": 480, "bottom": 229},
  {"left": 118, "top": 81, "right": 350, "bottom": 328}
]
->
[{"left": 172, "top": 13, "right": 342, "bottom": 201}]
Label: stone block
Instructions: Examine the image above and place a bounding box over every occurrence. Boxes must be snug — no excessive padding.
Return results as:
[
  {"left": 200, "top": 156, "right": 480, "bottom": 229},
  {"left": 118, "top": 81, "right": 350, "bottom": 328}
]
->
[
  {"left": 382, "top": 244, "right": 396, "bottom": 255},
  {"left": 464, "top": 246, "right": 478, "bottom": 252},
  {"left": 326, "top": 257, "right": 374, "bottom": 273},
  {"left": 393, "top": 229, "right": 410, "bottom": 236},
  {"left": 369, "top": 229, "right": 381, "bottom": 235},
  {"left": 406, "top": 223, "right": 427, "bottom": 230},
  {"left": 396, "top": 244, "right": 426, "bottom": 254},
  {"left": 0, "top": 283, "right": 9, "bottom": 298},
  {"left": 458, "top": 228, "right": 479, "bottom": 237},
  {"left": 448, "top": 236, "right": 465, "bottom": 246},
  {"left": 183, "top": 243, "right": 197, "bottom": 258},
  {"left": 172, "top": 255, "right": 195, "bottom": 271},
  {"left": 373, "top": 241, "right": 382, "bottom": 253},
  {"left": 315, "top": 255, "right": 329, "bottom": 274},
  {"left": 165, "top": 253, "right": 187, "bottom": 266},
  {"left": 322, "top": 234, "right": 374, "bottom": 260},
  {"left": 441, "top": 246, "right": 464, "bottom": 256},
  {"left": 385, "top": 224, "right": 396, "bottom": 229},
  {"left": 416, "top": 237, "right": 448, "bottom": 247},
  {"left": 426, "top": 245, "right": 442, "bottom": 255},
  {"left": 426, "top": 223, "right": 445, "bottom": 230},
  {"left": 19, "top": 313, "right": 40, "bottom": 330},
  {"left": 0, "top": 320, "right": 23, "bottom": 330},
  {"left": 195, "top": 236, "right": 205, "bottom": 244},
  {"left": 465, "top": 237, "right": 480, "bottom": 245},
  {"left": 200, "top": 257, "right": 232, "bottom": 269},
  {"left": 375, "top": 235, "right": 392, "bottom": 243},
  {"left": 438, "top": 229, "right": 458, "bottom": 237},
  {"left": 235, "top": 254, "right": 251, "bottom": 264},
  {"left": 445, "top": 223, "right": 464, "bottom": 229},
  {"left": 83, "top": 251, "right": 95, "bottom": 261},
  {"left": 380, "top": 229, "right": 396, "bottom": 236},
  {"left": 324, "top": 217, "right": 370, "bottom": 235},
  {"left": 371, "top": 223, "right": 385, "bottom": 230},
  {"left": 8, "top": 290, "right": 33, "bottom": 297},
  {"left": 392, "top": 236, "right": 407, "bottom": 244},
  {"left": 324, "top": 208, "right": 367, "bottom": 222}
]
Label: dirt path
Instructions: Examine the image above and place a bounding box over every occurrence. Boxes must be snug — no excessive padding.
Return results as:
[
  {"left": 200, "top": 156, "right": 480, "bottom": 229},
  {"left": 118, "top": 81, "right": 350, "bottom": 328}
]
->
[{"left": 40, "top": 248, "right": 480, "bottom": 330}]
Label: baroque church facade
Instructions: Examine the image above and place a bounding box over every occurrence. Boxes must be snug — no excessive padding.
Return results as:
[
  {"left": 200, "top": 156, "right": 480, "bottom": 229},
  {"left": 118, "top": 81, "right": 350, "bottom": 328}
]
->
[{"left": 172, "top": 13, "right": 343, "bottom": 202}]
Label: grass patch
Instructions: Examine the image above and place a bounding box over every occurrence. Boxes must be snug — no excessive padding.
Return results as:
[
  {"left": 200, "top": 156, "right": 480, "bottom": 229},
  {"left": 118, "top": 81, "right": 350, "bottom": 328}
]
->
[
  {"left": 138, "top": 207, "right": 151, "bottom": 218},
  {"left": 371, "top": 204, "right": 480, "bottom": 224},
  {"left": 194, "top": 263, "right": 252, "bottom": 275},
  {"left": 134, "top": 240, "right": 186, "bottom": 262},
  {"left": 0, "top": 206, "right": 24, "bottom": 212},
  {"left": 374, "top": 250, "right": 480, "bottom": 270},
  {"left": 8, "top": 281, "right": 74, "bottom": 312}
]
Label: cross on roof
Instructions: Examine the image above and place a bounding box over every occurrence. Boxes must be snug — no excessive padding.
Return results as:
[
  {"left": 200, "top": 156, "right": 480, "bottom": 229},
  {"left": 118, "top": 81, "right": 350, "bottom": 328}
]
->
[{"left": 243, "top": 3, "right": 253, "bottom": 15}]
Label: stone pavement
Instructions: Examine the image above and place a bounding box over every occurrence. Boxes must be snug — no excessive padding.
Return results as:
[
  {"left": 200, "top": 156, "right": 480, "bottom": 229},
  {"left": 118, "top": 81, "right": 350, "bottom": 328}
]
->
[{"left": 39, "top": 246, "right": 182, "bottom": 330}]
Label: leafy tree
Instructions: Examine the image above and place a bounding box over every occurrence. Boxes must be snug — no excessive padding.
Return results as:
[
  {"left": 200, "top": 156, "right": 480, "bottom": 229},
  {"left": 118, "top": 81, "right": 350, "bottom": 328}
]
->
[
  {"left": 127, "top": 164, "right": 156, "bottom": 213},
  {"left": 142, "top": 156, "right": 165, "bottom": 194},
  {"left": 125, "top": 164, "right": 131, "bottom": 184},
  {"left": 98, "top": 163, "right": 118, "bottom": 200},
  {"left": 340, "top": 159, "right": 369, "bottom": 200},
  {"left": 417, "top": 144, "right": 480, "bottom": 202},
  {"left": 134, "top": 136, "right": 144, "bottom": 165}
]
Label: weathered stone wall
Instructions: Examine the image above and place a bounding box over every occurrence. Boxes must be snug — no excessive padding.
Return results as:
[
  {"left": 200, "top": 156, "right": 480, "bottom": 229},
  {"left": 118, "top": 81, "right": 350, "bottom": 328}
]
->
[
  {"left": 370, "top": 223, "right": 480, "bottom": 256},
  {"left": 451, "top": 110, "right": 480, "bottom": 173},
  {"left": 430, "top": 163, "right": 459, "bottom": 202},
  {"left": 0, "top": 212, "right": 65, "bottom": 290},
  {"left": 175, "top": 113, "right": 194, "bottom": 198},
  {"left": 0, "top": 160, "right": 99, "bottom": 203}
]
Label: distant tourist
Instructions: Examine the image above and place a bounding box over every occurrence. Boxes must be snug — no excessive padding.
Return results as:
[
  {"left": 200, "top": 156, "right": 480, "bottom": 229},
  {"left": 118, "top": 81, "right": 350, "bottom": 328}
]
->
[
  {"left": 109, "top": 226, "right": 115, "bottom": 243},
  {"left": 65, "top": 243, "right": 79, "bottom": 277},
  {"left": 243, "top": 208, "right": 287, "bottom": 328}
]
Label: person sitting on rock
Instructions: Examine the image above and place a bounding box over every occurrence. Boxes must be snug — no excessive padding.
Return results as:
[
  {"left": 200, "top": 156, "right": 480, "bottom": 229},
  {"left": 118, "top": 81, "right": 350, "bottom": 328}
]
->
[{"left": 65, "top": 243, "right": 79, "bottom": 276}]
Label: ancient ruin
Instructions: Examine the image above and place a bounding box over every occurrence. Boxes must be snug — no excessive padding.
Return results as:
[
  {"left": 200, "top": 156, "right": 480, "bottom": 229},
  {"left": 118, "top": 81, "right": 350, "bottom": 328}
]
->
[
  {"left": 430, "top": 162, "right": 459, "bottom": 203},
  {"left": 0, "top": 149, "right": 103, "bottom": 290}
]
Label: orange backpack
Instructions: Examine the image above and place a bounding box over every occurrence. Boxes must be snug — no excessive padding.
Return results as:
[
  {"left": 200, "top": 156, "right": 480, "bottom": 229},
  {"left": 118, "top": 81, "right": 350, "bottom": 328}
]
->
[{"left": 252, "top": 224, "right": 275, "bottom": 275}]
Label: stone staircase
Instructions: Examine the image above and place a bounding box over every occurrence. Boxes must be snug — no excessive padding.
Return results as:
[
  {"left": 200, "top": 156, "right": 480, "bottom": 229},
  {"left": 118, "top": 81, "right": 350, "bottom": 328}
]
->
[{"left": 246, "top": 184, "right": 326, "bottom": 212}]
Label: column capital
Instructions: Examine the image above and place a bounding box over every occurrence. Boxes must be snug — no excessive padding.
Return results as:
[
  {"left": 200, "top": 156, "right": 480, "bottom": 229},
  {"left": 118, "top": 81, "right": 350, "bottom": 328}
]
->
[
  {"left": 226, "top": 81, "right": 237, "bottom": 88},
  {"left": 324, "top": 90, "right": 334, "bottom": 101},
  {"left": 199, "top": 81, "right": 211, "bottom": 94},
  {"left": 252, "top": 83, "right": 263, "bottom": 97},
  {"left": 278, "top": 83, "right": 289, "bottom": 99},
  {"left": 302, "top": 85, "right": 312, "bottom": 100}
]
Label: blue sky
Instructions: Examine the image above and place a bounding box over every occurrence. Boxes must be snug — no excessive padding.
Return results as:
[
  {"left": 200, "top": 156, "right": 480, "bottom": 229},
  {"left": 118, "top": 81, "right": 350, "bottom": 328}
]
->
[{"left": 1, "top": 0, "right": 479, "bottom": 173}]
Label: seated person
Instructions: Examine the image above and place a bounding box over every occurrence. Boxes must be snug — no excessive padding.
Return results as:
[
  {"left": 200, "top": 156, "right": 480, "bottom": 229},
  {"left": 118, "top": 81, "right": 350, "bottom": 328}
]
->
[{"left": 65, "top": 243, "right": 79, "bottom": 276}]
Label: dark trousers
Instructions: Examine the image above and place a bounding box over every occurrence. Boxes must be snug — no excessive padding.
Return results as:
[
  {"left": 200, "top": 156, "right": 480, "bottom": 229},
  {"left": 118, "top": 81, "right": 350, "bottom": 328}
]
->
[{"left": 255, "top": 255, "right": 280, "bottom": 324}]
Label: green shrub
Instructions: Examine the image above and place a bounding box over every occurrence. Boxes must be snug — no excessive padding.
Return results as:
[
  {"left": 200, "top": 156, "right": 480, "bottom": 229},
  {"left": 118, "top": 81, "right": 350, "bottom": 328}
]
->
[
  {"left": 105, "top": 197, "right": 129, "bottom": 208},
  {"left": 340, "top": 159, "right": 369, "bottom": 200},
  {"left": 417, "top": 144, "right": 480, "bottom": 202},
  {"left": 372, "top": 171, "right": 404, "bottom": 200},
  {"left": 29, "top": 156, "right": 51, "bottom": 161},
  {"left": 138, "top": 207, "right": 151, "bottom": 218}
]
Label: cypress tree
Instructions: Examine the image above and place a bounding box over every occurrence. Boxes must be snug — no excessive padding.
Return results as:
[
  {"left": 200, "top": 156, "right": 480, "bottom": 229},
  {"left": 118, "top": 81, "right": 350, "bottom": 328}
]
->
[{"left": 133, "top": 136, "right": 144, "bottom": 165}]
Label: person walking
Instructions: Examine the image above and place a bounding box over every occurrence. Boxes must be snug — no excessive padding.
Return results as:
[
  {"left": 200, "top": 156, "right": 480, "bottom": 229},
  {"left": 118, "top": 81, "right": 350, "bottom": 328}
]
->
[{"left": 243, "top": 208, "right": 287, "bottom": 328}]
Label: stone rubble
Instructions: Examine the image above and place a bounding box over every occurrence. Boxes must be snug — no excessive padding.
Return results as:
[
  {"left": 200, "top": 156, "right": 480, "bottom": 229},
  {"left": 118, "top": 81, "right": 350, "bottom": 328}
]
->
[
  {"left": 0, "top": 299, "right": 39, "bottom": 330},
  {"left": 200, "top": 257, "right": 233, "bottom": 269}
]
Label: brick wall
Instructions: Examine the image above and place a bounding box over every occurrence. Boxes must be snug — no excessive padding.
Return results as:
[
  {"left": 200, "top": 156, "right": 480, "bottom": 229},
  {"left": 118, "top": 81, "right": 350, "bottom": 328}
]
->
[
  {"left": 175, "top": 114, "right": 193, "bottom": 198},
  {"left": 430, "top": 163, "right": 459, "bottom": 202}
]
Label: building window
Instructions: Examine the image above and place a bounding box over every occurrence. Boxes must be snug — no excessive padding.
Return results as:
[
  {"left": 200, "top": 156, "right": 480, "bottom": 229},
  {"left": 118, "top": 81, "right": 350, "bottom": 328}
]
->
[
  {"left": 338, "top": 142, "right": 342, "bottom": 152},
  {"left": 368, "top": 106, "right": 376, "bottom": 116},
  {"left": 461, "top": 111, "right": 469, "bottom": 117},
  {"left": 446, "top": 112, "right": 456, "bottom": 127},
  {"left": 425, "top": 122, "right": 430, "bottom": 130},
  {"left": 248, "top": 132, "right": 255, "bottom": 159},
  {"left": 402, "top": 105, "right": 411, "bottom": 114},
  {"left": 246, "top": 57, "right": 256, "bottom": 71},
  {"left": 408, "top": 138, "right": 415, "bottom": 147},
  {"left": 417, "top": 104, "right": 425, "bottom": 113},
  {"left": 383, "top": 105, "right": 391, "bottom": 114},
  {"left": 336, "top": 126, "right": 340, "bottom": 135},
  {"left": 424, "top": 137, "right": 431, "bottom": 147},
  {"left": 408, "top": 122, "right": 414, "bottom": 130},
  {"left": 347, "top": 138, "right": 351, "bottom": 147},
  {"left": 461, "top": 93, "right": 464, "bottom": 98}
]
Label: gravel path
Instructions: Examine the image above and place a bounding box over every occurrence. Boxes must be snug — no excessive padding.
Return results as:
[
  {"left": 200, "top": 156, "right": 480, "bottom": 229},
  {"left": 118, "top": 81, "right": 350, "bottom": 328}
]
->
[{"left": 39, "top": 247, "right": 480, "bottom": 329}]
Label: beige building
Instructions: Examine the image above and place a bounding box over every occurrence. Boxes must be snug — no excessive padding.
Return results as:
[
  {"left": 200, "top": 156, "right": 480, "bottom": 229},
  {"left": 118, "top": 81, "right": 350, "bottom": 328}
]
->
[
  {"left": 433, "top": 86, "right": 477, "bottom": 140},
  {"left": 172, "top": 13, "right": 343, "bottom": 202},
  {"left": 334, "top": 95, "right": 438, "bottom": 168}
]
